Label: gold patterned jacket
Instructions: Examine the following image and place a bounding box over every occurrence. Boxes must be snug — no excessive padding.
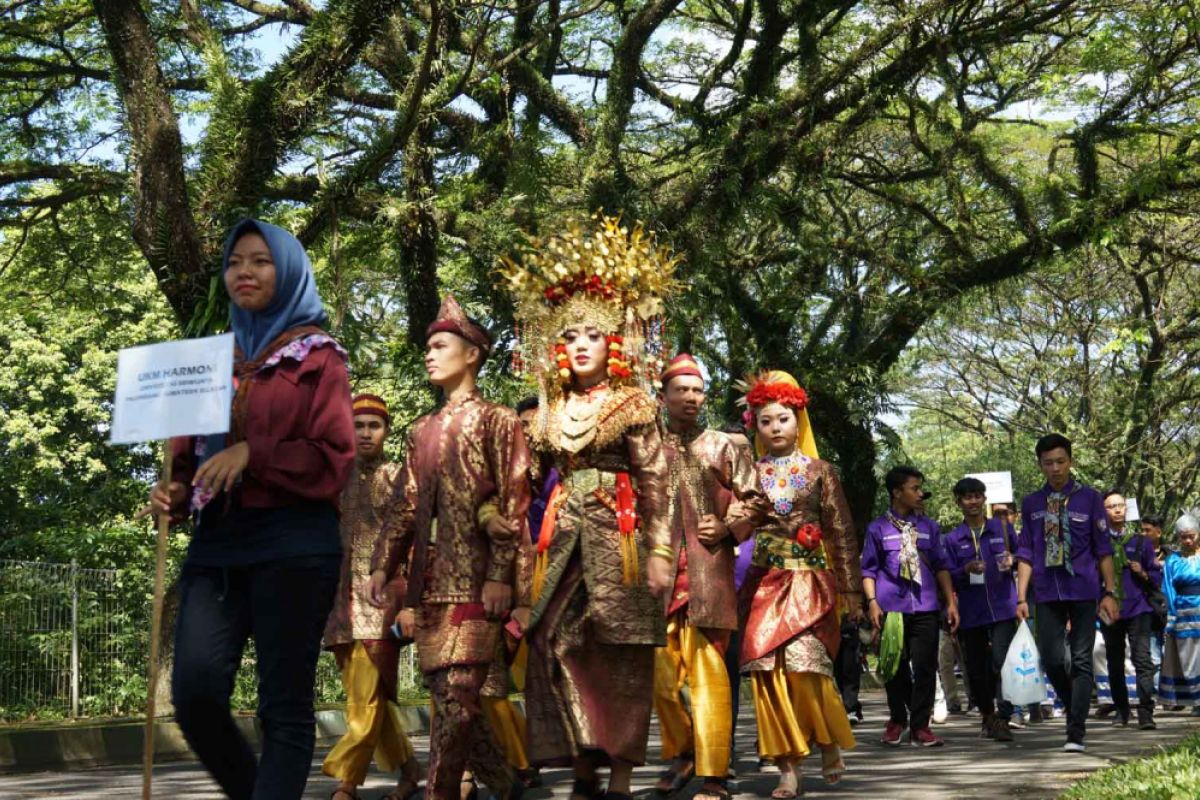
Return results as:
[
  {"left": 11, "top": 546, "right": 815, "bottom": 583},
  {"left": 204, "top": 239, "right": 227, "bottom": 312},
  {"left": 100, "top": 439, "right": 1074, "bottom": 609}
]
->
[
  {"left": 324, "top": 457, "right": 404, "bottom": 648},
  {"left": 371, "top": 391, "right": 533, "bottom": 607},
  {"left": 661, "top": 425, "right": 765, "bottom": 631},
  {"left": 529, "top": 385, "right": 671, "bottom": 646}
]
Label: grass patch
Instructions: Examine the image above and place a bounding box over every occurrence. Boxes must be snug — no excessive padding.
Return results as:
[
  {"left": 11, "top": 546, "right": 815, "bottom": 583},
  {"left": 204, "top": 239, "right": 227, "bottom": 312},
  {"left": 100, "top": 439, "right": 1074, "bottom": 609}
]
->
[{"left": 1058, "top": 732, "right": 1200, "bottom": 800}]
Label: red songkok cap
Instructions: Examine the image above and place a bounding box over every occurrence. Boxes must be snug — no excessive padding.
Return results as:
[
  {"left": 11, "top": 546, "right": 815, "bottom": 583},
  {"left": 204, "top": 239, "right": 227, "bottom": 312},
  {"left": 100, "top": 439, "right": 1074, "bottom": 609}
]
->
[
  {"left": 426, "top": 294, "right": 492, "bottom": 355},
  {"left": 352, "top": 393, "right": 390, "bottom": 423},
  {"left": 661, "top": 352, "right": 704, "bottom": 386}
]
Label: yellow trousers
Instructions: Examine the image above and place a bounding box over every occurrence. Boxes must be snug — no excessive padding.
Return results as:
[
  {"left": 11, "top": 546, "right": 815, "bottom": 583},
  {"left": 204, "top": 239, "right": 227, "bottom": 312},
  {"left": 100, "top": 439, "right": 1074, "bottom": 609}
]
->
[
  {"left": 322, "top": 642, "right": 415, "bottom": 786},
  {"left": 751, "top": 669, "right": 855, "bottom": 761},
  {"left": 482, "top": 696, "right": 530, "bottom": 771},
  {"left": 653, "top": 616, "right": 731, "bottom": 778}
]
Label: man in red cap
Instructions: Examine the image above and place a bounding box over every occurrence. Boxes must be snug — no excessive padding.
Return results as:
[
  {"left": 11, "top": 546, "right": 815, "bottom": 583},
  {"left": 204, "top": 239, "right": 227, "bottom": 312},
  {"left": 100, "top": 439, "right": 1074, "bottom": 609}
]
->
[
  {"left": 367, "top": 295, "right": 533, "bottom": 800},
  {"left": 653, "top": 354, "right": 764, "bottom": 800},
  {"left": 324, "top": 394, "right": 425, "bottom": 800}
]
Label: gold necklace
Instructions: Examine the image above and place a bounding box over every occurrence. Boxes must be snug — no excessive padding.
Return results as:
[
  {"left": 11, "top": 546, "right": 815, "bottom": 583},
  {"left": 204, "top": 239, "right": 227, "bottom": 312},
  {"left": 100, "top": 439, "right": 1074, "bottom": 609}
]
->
[{"left": 559, "top": 390, "right": 608, "bottom": 453}]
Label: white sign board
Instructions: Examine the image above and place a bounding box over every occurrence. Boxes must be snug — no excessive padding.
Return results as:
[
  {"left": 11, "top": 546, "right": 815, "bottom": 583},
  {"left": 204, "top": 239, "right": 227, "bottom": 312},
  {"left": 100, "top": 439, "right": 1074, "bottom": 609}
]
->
[
  {"left": 967, "top": 471, "right": 1014, "bottom": 505},
  {"left": 1125, "top": 498, "right": 1141, "bottom": 522},
  {"left": 111, "top": 334, "right": 234, "bottom": 445}
]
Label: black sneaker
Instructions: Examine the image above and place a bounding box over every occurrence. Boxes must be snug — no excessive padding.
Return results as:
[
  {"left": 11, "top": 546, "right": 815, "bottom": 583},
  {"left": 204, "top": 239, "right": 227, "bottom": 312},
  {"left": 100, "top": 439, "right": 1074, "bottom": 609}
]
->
[{"left": 1111, "top": 713, "right": 1130, "bottom": 727}]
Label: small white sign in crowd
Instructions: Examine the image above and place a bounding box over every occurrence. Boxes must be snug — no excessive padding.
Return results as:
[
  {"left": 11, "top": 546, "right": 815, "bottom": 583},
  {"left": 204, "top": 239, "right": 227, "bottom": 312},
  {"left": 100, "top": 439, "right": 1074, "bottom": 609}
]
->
[{"left": 111, "top": 333, "right": 234, "bottom": 445}]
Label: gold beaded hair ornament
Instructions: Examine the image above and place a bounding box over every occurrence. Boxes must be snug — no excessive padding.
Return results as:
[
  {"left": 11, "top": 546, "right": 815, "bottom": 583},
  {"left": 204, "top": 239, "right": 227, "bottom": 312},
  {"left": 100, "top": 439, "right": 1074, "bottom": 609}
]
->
[{"left": 499, "top": 213, "right": 680, "bottom": 428}]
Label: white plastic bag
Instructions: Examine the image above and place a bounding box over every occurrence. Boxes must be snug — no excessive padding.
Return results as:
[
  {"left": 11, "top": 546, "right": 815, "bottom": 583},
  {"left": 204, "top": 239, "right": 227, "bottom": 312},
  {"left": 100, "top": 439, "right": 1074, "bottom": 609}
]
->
[{"left": 1001, "top": 622, "right": 1048, "bottom": 706}]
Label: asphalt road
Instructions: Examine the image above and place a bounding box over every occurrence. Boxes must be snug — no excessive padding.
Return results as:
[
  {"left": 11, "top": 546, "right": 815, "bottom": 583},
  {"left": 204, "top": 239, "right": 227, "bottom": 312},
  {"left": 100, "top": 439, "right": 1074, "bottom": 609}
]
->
[{"left": 3, "top": 691, "right": 1197, "bottom": 799}]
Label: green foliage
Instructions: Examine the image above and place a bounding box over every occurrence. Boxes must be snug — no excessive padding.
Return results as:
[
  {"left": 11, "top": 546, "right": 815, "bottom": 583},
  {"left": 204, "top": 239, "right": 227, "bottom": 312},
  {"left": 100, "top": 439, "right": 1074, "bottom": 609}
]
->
[
  {"left": 1058, "top": 732, "right": 1200, "bottom": 800},
  {"left": 892, "top": 224, "right": 1200, "bottom": 522},
  {"left": 0, "top": 204, "right": 177, "bottom": 547}
]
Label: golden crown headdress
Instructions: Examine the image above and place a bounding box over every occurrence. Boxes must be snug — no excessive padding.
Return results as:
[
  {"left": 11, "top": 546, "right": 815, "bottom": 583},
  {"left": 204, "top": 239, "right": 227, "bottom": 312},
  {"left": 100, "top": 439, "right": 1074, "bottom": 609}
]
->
[{"left": 499, "top": 213, "right": 680, "bottom": 403}]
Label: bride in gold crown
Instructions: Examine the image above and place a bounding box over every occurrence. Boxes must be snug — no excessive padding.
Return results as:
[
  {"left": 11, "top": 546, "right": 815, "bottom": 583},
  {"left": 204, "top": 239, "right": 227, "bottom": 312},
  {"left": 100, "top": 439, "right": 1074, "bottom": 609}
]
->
[{"left": 500, "top": 215, "right": 677, "bottom": 800}]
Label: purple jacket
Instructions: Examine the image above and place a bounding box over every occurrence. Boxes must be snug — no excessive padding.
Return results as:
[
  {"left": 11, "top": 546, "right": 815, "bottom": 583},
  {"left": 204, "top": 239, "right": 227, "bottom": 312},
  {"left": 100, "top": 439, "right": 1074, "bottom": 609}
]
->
[
  {"left": 861, "top": 512, "right": 949, "bottom": 614},
  {"left": 734, "top": 534, "right": 755, "bottom": 591},
  {"left": 1016, "top": 479, "right": 1113, "bottom": 604},
  {"left": 1110, "top": 527, "right": 1162, "bottom": 618},
  {"left": 943, "top": 518, "right": 1018, "bottom": 629}
]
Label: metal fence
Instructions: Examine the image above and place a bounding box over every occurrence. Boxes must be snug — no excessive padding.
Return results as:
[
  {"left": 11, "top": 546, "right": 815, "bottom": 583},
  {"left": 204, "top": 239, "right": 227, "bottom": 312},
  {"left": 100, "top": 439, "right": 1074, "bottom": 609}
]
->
[
  {"left": 0, "top": 560, "right": 134, "bottom": 721},
  {"left": 0, "top": 559, "right": 422, "bottom": 723}
]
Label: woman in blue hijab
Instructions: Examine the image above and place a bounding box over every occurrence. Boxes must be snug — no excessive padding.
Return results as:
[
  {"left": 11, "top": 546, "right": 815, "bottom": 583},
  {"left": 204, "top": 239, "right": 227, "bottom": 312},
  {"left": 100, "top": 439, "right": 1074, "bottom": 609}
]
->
[{"left": 148, "top": 219, "right": 355, "bottom": 799}]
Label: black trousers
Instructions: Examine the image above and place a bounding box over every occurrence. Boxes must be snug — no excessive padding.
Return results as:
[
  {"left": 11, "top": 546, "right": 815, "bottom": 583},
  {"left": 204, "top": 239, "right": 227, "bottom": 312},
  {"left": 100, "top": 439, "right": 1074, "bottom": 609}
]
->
[
  {"left": 1101, "top": 611, "right": 1156, "bottom": 718},
  {"left": 835, "top": 617, "right": 863, "bottom": 714},
  {"left": 171, "top": 555, "right": 340, "bottom": 799},
  {"left": 724, "top": 626, "right": 742, "bottom": 760},
  {"left": 1034, "top": 600, "right": 1097, "bottom": 744},
  {"left": 957, "top": 620, "right": 1017, "bottom": 718},
  {"left": 884, "top": 611, "right": 940, "bottom": 730}
]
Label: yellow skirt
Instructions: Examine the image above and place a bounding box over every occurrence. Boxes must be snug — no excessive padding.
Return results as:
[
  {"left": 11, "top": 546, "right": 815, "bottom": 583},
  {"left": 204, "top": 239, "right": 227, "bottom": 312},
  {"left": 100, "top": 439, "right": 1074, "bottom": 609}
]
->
[{"left": 751, "top": 669, "right": 855, "bottom": 761}]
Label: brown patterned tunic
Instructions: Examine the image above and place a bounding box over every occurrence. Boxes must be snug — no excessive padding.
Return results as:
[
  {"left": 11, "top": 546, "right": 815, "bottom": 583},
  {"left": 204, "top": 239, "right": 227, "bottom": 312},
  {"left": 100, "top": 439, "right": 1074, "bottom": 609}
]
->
[
  {"left": 525, "top": 385, "right": 671, "bottom": 766},
  {"left": 371, "top": 391, "right": 533, "bottom": 674},
  {"left": 324, "top": 457, "right": 405, "bottom": 648},
  {"left": 660, "top": 425, "right": 765, "bottom": 633},
  {"left": 740, "top": 455, "right": 862, "bottom": 676}
]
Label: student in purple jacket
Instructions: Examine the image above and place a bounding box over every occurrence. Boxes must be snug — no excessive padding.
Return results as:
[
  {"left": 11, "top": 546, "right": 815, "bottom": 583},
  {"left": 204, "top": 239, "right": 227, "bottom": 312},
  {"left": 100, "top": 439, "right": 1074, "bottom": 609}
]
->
[
  {"left": 1015, "top": 434, "right": 1121, "bottom": 753},
  {"left": 1100, "top": 490, "right": 1161, "bottom": 730},
  {"left": 862, "top": 466, "right": 960, "bottom": 748},
  {"left": 943, "top": 477, "right": 1019, "bottom": 742}
]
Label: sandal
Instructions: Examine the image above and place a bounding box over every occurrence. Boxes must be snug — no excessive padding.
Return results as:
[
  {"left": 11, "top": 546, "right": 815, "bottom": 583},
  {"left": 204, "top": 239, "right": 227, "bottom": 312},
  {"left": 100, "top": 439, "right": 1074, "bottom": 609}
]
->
[
  {"left": 770, "top": 760, "right": 800, "bottom": 799},
  {"left": 460, "top": 776, "right": 478, "bottom": 800},
  {"left": 820, "top": 747, "right": 844, "bottom": 786},
  {"left": 331, "top": 789, "right": 358, "bottom": 800},
  {"left": 655, "top": 756, "right": 696, "bottom": 796},
  {"left": 694, "top": 779, "right": 733, "bottom": 800}
]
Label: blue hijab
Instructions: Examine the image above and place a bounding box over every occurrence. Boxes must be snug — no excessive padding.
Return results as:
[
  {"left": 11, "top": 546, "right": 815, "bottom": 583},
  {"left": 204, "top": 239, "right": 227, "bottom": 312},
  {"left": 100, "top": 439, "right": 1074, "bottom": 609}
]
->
[
  {"left": 196, "top": 221, "right": 327, "bottom": 485},
  {"left": 224, "top": 219, "right": 327, "bottom": 361}
]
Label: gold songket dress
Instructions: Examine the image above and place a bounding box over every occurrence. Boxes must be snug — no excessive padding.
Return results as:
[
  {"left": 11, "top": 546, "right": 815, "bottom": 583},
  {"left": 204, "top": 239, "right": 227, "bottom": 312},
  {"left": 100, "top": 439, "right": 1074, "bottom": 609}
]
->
[
  {"left": 524, "top": 384, "right": 671, "bottom": 766},
  {"left": 740, "top": 452, "right": 862, "bottom": 762}
]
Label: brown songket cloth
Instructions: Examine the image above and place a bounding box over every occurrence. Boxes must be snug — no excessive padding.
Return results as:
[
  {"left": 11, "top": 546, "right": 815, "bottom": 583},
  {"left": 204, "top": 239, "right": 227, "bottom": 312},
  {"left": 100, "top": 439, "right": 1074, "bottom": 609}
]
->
[
  {"left": 323, "top": 457, "right": 405, "bottom": 641},
  {"left": 660, "top": 425, "right": 766, "bottom": 639},
  {"left": 370, "top": 391, "right": 533, "bottom": 674},
  {"left": 425, "top": 294, "right": 492, "bottom": 355}
]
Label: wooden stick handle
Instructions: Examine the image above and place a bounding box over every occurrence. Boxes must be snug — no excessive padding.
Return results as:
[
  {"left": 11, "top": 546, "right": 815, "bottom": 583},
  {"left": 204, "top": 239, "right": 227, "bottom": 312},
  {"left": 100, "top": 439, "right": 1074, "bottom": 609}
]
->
[{"left": 143, "top": 441, "right": 173, "bottom": 800}]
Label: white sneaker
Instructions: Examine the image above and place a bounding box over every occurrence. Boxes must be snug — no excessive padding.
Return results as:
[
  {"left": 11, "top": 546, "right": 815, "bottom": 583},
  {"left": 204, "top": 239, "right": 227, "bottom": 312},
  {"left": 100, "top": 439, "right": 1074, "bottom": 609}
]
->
[
  {"left": 932, "top": 700, "right": 949, "bottom": 724},
  {"left": 1063, "top": 741, "right": 1086, "bottom": 753}
]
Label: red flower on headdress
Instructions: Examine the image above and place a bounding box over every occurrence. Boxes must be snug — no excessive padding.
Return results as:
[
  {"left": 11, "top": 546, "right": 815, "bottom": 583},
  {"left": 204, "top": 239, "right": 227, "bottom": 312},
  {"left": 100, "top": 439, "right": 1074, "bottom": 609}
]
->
[
  {"left": 745, "top": 381, "right": 809, "bottom": 411},
  {"left": 795, "top": 523, "right": 823, "bottom": 551}
]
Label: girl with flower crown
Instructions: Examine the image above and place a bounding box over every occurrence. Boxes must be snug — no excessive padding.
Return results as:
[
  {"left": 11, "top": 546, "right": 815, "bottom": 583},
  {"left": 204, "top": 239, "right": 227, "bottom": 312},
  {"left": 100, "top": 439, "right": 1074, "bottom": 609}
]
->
[
  {"left": 738, "top": 371, "right": 863, "bottom": 797},
  {"left": 500, "top": 216, "right": 676, "bottom": 800}
]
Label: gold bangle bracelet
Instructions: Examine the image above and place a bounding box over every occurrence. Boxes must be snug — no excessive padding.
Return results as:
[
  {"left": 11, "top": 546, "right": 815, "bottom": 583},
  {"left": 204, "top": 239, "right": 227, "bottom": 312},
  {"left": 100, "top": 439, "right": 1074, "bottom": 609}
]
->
[{"left": 651, "top": 544, "right": 676, "bottom": 561}]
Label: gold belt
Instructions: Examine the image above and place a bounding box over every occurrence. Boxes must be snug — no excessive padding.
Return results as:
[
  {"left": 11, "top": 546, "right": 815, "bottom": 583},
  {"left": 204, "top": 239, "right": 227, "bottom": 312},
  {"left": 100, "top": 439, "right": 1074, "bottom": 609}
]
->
[
  {"left": 562, "top": 468, "right": 636, "bottom": 497},
  {"left": 752, "top": 530, "right": 828, "bottom": 571}
]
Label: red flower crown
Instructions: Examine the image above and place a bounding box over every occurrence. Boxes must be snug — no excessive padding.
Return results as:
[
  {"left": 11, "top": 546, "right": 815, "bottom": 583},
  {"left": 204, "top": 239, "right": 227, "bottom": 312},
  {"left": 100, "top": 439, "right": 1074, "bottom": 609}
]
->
[{"left": 745, "top": 381, "right": 809, "bottom": 411}]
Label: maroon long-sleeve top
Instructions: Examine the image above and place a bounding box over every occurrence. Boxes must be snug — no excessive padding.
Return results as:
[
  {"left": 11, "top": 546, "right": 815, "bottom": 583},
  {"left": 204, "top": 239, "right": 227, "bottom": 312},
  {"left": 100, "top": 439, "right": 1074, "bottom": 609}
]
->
[{"left": 169, "top": 344, "right": 356, "bottom": 566}]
